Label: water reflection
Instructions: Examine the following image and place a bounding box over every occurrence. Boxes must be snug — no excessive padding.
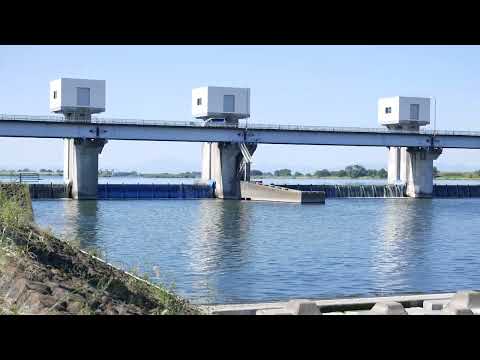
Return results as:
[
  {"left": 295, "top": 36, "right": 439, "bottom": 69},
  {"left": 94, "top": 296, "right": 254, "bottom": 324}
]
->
[
  {"left": 62, "top": 200, "right": 100, "bottom": 250},
  {"left": 372, "top": 199, "right": 434, "bottom": 294},
  {"left": 32, "top": 197, "right": 480, "bottom": 304},
  {"left": 187, "top": 199, "right": 253, "bottom": 303}
]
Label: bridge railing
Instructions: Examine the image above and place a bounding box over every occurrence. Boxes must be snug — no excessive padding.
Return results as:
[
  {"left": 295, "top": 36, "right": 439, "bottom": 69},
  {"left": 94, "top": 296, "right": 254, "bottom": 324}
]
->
[{"left": 1, "top": 114, "right": 480, "bottom": 137}]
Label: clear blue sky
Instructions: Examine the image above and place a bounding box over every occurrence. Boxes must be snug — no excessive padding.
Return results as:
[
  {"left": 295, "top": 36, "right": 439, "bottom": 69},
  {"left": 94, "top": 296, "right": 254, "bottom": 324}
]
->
[{"left": 1, "top": 45, "right": 480, "bottom": 172}]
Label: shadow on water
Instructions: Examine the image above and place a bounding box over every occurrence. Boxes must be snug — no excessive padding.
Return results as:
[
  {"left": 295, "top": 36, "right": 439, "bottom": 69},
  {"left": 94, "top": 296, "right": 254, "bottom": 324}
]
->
[
  {"left": 187, "top": 199, "right": 253, "bottom": 303},
  {"left": 62, "top": 200, "right": 100, "bottom": 250},
  {"left": 372, "top": 198, "right": 434, "bottom": 295}
]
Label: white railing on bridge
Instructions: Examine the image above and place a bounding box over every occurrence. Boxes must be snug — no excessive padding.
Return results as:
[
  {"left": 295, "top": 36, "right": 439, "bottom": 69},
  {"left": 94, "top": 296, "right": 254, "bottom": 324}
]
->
[{"left": 1, "top": 114, "right": 480, "bottom": 137}]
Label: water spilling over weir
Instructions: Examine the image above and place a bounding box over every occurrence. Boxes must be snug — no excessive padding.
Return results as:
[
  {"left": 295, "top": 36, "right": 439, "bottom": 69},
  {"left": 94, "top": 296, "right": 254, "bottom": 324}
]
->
[
  {"left": 27, "top": 183, "right": 480, "bottom": 199},
  {"left": 280, "top": 184, "right": 406, "bottom": 198},
  {"left": 279, "top": 184, "right": 480, "bottom": 198}
]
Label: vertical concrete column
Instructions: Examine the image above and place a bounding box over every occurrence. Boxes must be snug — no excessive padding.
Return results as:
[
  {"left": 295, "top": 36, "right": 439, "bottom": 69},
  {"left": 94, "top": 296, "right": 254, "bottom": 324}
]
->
[
  {"left": 66, "top": 138, "right": 107, "bottom": 200},
  {"left": 405, "top": 147, "right": 442, "bottom": 198},
  {"left": 387, "top": 147, "right": 401, "bottom": 184},
  {"left": 243, "top": 161, "right": 251, "bottom": 182},
  {"left": 201, "top": 142, "right": 257, "bottom": 199},
  {"left": 63, "top": 113, "right": 107, "bottom": 200},
  {"left": 64, "top": 138, "right": 72, "bottom": 184},
  {"left": 399, "top": 147, "right": 409, "bottom": 184}
]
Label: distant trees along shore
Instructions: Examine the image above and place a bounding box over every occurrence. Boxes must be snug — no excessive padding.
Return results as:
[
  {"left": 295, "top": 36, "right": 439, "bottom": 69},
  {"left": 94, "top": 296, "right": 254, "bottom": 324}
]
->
[{"left": 2, "top": 165, "right": 479, "bottom": 179}]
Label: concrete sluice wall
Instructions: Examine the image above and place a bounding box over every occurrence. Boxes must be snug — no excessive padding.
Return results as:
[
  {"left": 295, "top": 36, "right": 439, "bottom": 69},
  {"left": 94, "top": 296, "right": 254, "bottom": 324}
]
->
[
  {"left": 29, "top": 183, "right": 214, "bottom": 200},
  {"left": 97, "top": 183, "right": 214, "bottom": 199},
  {"left": 29, "top": 183, "right": 70, "bottom": 199},
  {"left": 240, "top": 181, "right": 325, "bottom": 203},
  {"left": 433, "top": 185, "right": 480, "bottom": 198}
]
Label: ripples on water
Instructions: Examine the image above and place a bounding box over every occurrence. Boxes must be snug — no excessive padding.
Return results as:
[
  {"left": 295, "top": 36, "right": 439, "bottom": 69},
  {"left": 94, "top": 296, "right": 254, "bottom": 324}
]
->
[{"left": 32, "top": 198, "right": 480, "bottom": 304}]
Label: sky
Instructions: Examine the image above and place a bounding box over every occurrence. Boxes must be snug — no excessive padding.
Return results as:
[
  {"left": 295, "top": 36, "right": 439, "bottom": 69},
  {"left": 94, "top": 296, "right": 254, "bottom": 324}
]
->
[{"left": 1, "top": 45, "right": 480, "bottom": 173}]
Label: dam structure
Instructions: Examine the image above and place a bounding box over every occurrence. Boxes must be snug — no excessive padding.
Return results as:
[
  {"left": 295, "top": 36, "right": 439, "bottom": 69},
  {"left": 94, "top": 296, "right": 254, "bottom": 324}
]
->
[
  {"left": 193, "top": 86, "right": 256, "bottom": 199},
  {"left": 50, "top": 78, "right": 107, "bottom": 200},
  {"left": 3, "top": 78, "right": 480, "bottom": 200},
  {"left": 379, "top": 96, "right": 441, "bottom": 198}
]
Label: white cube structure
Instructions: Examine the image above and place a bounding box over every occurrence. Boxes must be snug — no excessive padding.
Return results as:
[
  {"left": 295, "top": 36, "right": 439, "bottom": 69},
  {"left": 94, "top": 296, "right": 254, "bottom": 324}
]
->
[
  {"left": 192, "top": 86, "right": 250, "bottom": 120},
  {"left": 50, "top": 78, "right": 106, "bottom": 115},
  {"left": 378, "top": 96, "right": 430, "bottom": 128}
]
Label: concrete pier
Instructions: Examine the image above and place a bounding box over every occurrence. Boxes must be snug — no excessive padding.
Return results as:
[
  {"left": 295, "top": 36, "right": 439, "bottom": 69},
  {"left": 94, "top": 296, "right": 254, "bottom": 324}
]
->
[
  {"left": 201, "top": 142, "right": 257, "bottom": 199},
  {"left": 387, "top": 146, "right": 442, "bottom": 197},
  {"left": 387, "top": 146, "right": 406, "bottom": 184},
  {"left": 62, "top": 112, "right": 106, "bottom": 200},
  {"left": 64, "top": 138, "right": 107, "bottom": 199},
  {"left": 50, "top": 78, "right": 107, "bottom": 200},
  {"left": 388, "top": 146, "right": 442, "bottom": 198},
  {"left": 405, "top": 147, "right": 442, "bottom": 198}
]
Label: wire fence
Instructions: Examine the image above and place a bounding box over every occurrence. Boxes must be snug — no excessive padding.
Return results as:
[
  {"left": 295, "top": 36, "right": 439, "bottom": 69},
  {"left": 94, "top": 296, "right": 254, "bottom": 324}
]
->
[{"left": 1, "top": 114, "right": 480, "bottom": 137}]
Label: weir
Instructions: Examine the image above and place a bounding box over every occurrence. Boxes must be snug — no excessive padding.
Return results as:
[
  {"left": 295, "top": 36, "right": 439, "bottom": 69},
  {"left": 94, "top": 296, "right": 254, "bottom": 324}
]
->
[
  {"left": 28, "top": 183, "right": 480, "bottom": 200},
  {"left": 281, "top": 184, "right": 406, "bottom": 198},
  {"left": 29, "top": 183, "right": 214, "bottom": 200},
  {"left": 6, "top": 81, "right": 479, "bottom": 202}
]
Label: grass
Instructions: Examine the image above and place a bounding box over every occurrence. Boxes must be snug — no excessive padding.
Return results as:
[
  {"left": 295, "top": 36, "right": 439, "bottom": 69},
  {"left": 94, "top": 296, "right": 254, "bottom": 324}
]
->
[
  {"left": 0, "top": 184, "right": 32, "bottom": 228},
  {"left": 0, "top": 183, "right": 201, "bottom": 315}
]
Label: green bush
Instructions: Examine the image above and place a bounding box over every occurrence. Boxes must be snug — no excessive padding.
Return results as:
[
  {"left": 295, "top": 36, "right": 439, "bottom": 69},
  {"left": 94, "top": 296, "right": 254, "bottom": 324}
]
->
[{"left": 0, "top": 184, "right": 32, "bottom": 229}]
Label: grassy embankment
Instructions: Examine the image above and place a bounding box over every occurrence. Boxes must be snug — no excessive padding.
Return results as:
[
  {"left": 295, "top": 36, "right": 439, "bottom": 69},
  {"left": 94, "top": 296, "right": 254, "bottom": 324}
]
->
[
  {"left": 434, "top": 172, "right": 480, "bottom": 180},
  {"left": 0, "top": 183, "right": 200, "bottom": 315}
]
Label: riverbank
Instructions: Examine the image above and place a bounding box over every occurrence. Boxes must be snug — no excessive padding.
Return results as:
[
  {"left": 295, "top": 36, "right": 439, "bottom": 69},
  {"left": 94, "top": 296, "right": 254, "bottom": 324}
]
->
[{"left": 0, "top": 184, "right": 200, "bottom": 315}]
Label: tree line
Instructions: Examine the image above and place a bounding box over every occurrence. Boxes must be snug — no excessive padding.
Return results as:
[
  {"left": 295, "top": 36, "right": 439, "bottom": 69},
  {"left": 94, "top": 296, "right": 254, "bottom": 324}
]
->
[
  {"left": 6, "top": 166, "right": 480, "bottom": 180},
  {"left": 251, "top": 165, "right": 388, "bottom": 179}
]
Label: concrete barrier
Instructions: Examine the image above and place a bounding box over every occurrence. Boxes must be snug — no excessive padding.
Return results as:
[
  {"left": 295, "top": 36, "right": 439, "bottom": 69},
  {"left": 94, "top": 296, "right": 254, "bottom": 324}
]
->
[
  {"left": 256, "top": 308, "right": 293, "bottom": 315},
  {"left": 29, "top": 183, "right": 70, "bottom": 199},
  {"left": 240, "top": 181, "right": 325, "bottom": 204},
  {"left": 202, "top": 291, "right": 480, "bottom": 315},
  {"left": 423, "top": 299, "right": 450, "bottom": 311},
  {"left": 444, "top": 290, "right": 480, "bottom": 314},
  {"left": 200, "top": 292, "right": 456, "bottom": 315},
  {"left": 442, "top": 307, "right": 474, "bottom": 315},
  {"left": 285, "top": 300, "right": 322, "bottom": 315},
  {"left": 370, "top": 301, "right": 407, "bottom": 315}
]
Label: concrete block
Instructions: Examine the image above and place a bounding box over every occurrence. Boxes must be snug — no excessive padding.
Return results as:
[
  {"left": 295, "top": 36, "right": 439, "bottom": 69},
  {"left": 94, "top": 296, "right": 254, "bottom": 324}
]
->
[
  {"left": 240, "top": 181, "right": 325, "bottom": 204},
  {"left": 442, "top": 306, "right": 474, "bottom": 315},
  {"left": 405, "top": 307, "right": 427, "bottom": 315},
  {"left": 370, "top": 301, "right": 407, "bottom": 315},
  {"left": 423, "top": 310, "right": 450, "bottom": 315},
  {"left": 446, "top": 291, "right": 480, "bottom": 312},
  {"left": 285, "top": 299, "right": 322, "bottom": 315},
  {"left": 322, "top": 312, "right": 345, "bottom": 315},
  {"left": 423, "top": 299, "right": 450, "bottom": 311},
  {"left": 256, "top": 308, "right": 293, "bottom": 315},
  {"left": 344, "top": 310, "right": 372, "bottom": 315},
  {"left": 212, "top": 309, "right": 257, "bottom": 315}
]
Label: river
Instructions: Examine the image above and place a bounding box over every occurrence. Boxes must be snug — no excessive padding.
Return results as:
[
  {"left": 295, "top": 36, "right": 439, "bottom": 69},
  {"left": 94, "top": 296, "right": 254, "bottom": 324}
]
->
[{"left": 31, "top": 177, "right": 480, "bottom": 304}]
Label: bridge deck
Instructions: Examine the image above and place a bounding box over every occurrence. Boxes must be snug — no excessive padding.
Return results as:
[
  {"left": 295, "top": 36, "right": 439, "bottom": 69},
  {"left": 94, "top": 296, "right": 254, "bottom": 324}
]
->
[{"left": 1, "top": 114, "right": 480, "bottom": 148}]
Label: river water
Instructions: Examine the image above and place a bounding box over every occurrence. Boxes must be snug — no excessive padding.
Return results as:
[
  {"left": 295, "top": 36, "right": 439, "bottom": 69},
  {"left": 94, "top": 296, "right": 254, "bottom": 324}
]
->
[{"left": 31, "top": 178, "right": 480, "bottom": 304}]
